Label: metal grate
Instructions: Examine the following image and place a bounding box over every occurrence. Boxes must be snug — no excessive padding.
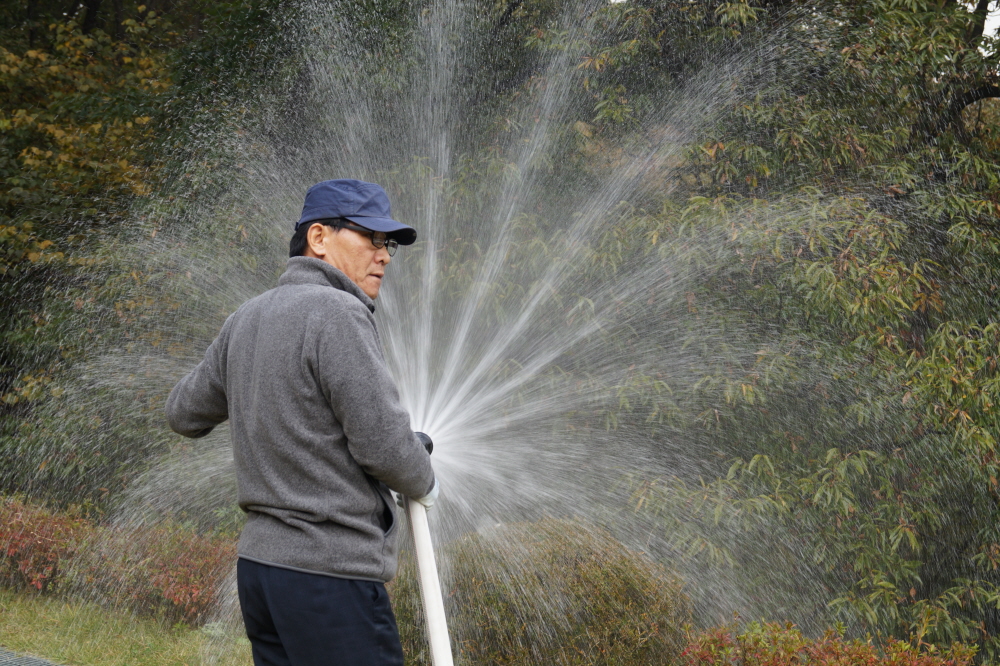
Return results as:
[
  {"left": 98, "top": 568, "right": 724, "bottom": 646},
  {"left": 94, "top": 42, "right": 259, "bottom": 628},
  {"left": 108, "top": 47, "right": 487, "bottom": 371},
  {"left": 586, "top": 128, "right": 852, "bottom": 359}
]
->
[{"left": 0, "top": 649, "right": 59, "bottom": 665}]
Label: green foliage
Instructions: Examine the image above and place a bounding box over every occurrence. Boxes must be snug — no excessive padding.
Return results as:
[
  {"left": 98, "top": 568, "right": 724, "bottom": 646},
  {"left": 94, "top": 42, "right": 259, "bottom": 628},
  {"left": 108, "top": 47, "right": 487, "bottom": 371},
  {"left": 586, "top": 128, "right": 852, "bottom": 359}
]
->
[
  {"left": 558, "top": 0, "right": 1000, "bottom": 656},
  {"left": 0, "top": 0, "right": 293, "bottom": 506},
  {"left": 0, "top": 14, "right": 170, "bottom": 415},
  {"left": 0, "top": 587, "right": 251, "bottom": 666},
  {"left": 621, "top": 187, "right": 1000, "bottom": 655},
  {"left": 0, "top": 0, "right": 998, "bottom": 659},
  {"left": 680, "top": 621, "right": 976, "bottom": 666},
  {"left": 390, "top": 518, "right": 691, "bottom": 665}
]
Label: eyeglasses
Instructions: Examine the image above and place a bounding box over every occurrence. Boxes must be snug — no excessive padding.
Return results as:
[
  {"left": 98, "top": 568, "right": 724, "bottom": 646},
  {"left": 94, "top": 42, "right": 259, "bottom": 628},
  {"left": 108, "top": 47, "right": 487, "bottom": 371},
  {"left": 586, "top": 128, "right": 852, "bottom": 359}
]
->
[{"left": 341, "top": 222, "right": 399, "bottom": 256}]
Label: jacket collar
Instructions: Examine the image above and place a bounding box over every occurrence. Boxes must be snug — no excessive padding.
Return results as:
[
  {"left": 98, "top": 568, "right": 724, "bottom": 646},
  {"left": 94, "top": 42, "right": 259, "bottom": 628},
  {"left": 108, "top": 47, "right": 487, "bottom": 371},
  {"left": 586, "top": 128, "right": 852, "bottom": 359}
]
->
[{"left": 279, "top": 257, "right": 376, "bottom": 313}]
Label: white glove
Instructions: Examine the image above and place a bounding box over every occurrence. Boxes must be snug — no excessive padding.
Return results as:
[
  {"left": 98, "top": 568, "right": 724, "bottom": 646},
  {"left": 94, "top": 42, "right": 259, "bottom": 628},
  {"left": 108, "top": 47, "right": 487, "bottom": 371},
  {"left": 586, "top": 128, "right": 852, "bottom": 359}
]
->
[{"left": 415, "top": 478, "right": 439, "bottom": 509}]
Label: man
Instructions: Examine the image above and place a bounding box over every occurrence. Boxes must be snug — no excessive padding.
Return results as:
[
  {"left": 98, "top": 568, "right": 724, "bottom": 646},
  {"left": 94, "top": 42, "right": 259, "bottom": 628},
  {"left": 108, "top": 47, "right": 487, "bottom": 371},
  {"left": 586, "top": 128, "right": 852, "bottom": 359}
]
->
[{"left": 166, "top": 179, "right": 437, "bottom": 666}]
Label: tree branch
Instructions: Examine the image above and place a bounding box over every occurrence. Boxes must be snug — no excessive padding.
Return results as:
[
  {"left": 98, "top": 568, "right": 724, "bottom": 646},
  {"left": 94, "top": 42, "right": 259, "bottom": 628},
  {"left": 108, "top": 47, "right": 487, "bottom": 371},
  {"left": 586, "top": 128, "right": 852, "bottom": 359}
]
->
[
  {"left": 80, "top": 0, "right": 102, "bottom": 34},
  {"left": 65, "top": 0, "right": 82, "bottom": 21},
  {"left": 968, "top": 0, "right": 992, "bottom": 42},
  {"left": 112, "top": 0, "right": 122, "bottom": 40},
  {"left": 952, "top": 84, "right": 1000, "bottom": 117},
  {"left": 937, "top": 84, "right": 1000, "bottom": 136},
  {"left": 493, "top": 0, "right": 524, "bottom": 36}
]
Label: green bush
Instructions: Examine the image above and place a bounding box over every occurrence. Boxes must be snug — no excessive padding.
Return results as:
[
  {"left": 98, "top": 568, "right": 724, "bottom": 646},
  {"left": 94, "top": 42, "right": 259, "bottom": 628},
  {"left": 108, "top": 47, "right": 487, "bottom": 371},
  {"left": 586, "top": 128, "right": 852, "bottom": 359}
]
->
[
  {"left": 679, "top": 622, "right": 976, "bottom": 666},
  {"left": 391, "top": 518, "right": 691, "bottom": 665}
]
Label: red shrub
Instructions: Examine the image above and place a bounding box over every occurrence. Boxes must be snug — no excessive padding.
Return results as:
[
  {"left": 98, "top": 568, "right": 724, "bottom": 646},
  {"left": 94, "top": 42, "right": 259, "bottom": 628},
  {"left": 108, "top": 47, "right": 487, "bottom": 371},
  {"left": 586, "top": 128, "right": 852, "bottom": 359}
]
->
[
  {"left": 0, "top": 497, "right": 92, "bottom": 592},
  {"left": 72, "top": 520, "right": 236, "bottom": 625},
  {"left": 143, "top": 522, "right": 236, "bottom": 623},
  {"left": 680, "top": 622, "right": 976, "bottom": 666},
  {"left": 0, "top": 496, "right": 235, "bottom": 624}
]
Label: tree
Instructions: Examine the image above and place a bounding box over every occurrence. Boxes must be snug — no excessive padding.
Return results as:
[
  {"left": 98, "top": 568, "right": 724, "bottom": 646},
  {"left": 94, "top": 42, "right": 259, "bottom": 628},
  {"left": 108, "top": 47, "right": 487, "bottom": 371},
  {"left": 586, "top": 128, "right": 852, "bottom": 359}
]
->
[
  {"left": 584, "top": 0, "right": 1000, "bottom": 656},
  {"left": 0, "top": 14, "right": 170, "bottom": 411},
  {"left": 0, "top": 0, "right": 288, "bottom": 502}
]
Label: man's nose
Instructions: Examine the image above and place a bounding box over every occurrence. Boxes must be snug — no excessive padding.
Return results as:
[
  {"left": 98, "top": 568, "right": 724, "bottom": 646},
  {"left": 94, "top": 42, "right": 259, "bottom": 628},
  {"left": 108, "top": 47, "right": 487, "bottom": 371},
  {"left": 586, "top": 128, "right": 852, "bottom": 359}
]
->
[{"left": 376, "top": 246, "right": 391, "bottom": 264}]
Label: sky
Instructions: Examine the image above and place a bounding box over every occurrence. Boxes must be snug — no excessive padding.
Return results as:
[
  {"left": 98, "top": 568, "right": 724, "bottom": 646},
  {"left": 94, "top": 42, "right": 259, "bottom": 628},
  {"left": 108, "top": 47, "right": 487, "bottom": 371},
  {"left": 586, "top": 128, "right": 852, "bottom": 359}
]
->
[{"left": 987, "top": 6, "right": 1000, "bottom": 39}]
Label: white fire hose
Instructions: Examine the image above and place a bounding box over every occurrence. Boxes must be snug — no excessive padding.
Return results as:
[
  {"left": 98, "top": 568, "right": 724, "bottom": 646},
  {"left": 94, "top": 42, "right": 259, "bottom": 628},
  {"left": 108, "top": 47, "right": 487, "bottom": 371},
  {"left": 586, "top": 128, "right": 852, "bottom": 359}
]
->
[{"left": 405, "top": 496, "right": 454, "bottom": 666}]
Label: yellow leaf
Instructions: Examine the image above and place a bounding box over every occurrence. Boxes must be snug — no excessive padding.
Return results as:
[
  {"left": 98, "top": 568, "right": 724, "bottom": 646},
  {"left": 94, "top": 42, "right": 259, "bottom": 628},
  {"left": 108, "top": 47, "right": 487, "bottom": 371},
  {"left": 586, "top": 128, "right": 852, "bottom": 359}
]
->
[{"left": 27, "top": 252, "right": 40, "bottom": 262}]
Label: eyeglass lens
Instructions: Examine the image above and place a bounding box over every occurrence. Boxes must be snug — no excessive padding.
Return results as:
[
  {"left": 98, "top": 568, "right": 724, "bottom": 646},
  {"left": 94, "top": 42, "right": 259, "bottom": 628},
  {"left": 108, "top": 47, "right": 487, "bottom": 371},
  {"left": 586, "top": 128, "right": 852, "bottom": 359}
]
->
[
  {"left": 344, "top": 222, "right": 398, "bottom": 256},
  {"left": 378, "top": 238, "right": 398, "bottom": 256}
]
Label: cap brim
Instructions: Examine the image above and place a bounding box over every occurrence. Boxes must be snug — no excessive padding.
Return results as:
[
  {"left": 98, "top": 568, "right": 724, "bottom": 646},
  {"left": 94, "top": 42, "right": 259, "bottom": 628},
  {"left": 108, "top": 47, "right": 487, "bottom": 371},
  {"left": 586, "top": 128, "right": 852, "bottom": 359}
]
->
[{"left": 345, "top": 215, "right": 417, "bottom": 245}]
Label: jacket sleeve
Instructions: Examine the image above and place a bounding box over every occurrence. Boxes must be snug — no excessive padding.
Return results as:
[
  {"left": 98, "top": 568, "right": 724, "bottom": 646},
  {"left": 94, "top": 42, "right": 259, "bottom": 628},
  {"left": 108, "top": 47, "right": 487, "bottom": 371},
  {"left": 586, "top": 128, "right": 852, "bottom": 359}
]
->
[
  {"left": 316, "top": 303, "right": 435, "bottom": 499},
  {"left": 165, "top": 319, "right": 231, "bottom": 438}
]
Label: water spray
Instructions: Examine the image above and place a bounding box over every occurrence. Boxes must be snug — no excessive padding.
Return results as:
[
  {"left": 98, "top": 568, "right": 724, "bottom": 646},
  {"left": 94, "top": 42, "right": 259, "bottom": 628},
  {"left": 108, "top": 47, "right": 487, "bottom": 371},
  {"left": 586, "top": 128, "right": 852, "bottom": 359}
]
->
[{"left": 407, "top": 435, "right": 454, "bottom": 666}]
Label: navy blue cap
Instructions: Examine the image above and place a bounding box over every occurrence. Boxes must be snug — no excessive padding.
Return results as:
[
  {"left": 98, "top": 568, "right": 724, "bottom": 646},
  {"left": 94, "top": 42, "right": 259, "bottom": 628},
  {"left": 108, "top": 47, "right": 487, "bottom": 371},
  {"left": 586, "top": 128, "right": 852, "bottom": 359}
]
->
[{"left": 296, "top": 179, "right": 417, "bottom": 245}]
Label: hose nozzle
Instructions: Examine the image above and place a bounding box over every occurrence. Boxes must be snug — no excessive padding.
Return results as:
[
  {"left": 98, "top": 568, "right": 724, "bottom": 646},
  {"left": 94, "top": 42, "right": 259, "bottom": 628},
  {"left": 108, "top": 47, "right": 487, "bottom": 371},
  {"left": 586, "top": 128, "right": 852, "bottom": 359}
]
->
[{"left": 416, "top": 431, "right": 433, "bottom": 454}]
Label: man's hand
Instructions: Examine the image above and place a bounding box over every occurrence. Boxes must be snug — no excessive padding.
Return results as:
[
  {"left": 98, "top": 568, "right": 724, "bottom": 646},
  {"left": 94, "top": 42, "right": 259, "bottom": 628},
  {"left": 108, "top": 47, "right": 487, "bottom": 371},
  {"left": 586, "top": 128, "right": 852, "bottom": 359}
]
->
[
  {"left": 415, "top": 478, "right": 439, "bottom": 509},
  {"left": 401, "top": 432, "right": 437, "bottom": 508}
]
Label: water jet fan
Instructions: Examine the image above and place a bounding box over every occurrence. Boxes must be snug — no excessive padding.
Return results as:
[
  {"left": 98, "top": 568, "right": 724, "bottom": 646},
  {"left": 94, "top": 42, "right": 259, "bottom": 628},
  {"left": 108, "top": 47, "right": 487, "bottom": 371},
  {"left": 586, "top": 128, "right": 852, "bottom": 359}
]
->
[{"left": 27, "top": 0, "right": 865, "bottom": 653}]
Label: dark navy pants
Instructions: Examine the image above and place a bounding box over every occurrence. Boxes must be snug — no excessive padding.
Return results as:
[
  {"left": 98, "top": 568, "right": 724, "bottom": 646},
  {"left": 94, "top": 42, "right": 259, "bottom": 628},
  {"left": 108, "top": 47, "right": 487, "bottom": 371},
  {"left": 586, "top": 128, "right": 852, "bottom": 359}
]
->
[{"left": 236, "top": 558, "right": 404, "bottom": 666}]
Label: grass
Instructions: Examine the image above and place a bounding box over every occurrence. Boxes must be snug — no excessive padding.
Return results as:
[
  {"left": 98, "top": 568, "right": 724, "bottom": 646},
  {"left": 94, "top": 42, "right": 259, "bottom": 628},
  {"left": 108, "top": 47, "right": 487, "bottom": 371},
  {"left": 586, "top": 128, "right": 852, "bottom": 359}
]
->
[{"left": 0, "top": 588, "right": 252, "bottom": 666}]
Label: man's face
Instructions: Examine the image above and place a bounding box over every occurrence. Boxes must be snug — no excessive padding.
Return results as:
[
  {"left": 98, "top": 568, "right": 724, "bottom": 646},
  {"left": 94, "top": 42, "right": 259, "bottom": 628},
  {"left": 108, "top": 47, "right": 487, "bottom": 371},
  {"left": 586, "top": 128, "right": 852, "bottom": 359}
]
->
[{"left": 305, "top": 223, "right": 391, "bottom": 299}]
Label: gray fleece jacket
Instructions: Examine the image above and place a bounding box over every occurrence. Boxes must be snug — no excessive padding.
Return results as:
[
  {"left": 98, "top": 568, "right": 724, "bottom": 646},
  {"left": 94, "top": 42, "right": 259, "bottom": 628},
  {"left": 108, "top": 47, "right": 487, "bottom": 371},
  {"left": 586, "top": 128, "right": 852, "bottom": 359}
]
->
[{"left": 166, "top": 257, "right": 435, "bottom": 582}]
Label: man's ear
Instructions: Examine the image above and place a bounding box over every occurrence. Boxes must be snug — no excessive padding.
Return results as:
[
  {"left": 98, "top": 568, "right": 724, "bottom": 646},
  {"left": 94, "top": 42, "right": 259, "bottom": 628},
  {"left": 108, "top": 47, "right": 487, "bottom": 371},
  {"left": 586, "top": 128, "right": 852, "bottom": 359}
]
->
[{"left": 305, "top": 223, "right": 328, "bottom": 258}]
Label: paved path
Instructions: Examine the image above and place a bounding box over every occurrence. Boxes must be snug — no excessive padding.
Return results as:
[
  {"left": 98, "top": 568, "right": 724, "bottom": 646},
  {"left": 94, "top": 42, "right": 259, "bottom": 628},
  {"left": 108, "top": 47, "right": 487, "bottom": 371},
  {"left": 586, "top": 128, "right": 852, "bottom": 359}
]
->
[{"left": 0, "top": 648, "right": 59, "bottom": 665}]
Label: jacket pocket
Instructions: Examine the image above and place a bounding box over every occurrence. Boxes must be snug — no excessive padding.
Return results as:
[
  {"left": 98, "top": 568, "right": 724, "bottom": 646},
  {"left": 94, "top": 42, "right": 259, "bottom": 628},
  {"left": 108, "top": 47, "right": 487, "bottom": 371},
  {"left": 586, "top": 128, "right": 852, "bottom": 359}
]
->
[{"left": 367, "top": 477, "right": 396, "bottom": 535}]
